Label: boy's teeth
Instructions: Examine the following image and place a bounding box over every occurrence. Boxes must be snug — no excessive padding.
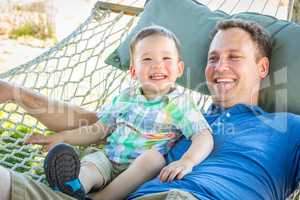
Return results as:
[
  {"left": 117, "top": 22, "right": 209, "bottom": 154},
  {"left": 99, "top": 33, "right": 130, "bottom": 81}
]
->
[{"left": 151, "top": 74, "right": 166, "bottom": 80}]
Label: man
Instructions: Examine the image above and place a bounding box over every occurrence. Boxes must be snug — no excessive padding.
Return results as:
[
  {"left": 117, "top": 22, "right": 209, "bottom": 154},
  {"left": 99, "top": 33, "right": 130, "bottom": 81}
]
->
[
  {"left": 127, "top": 20, "right": 300, "bottom": 200},
  {"left": 0, "top": 19, "right": 299, "bottom": 200}
]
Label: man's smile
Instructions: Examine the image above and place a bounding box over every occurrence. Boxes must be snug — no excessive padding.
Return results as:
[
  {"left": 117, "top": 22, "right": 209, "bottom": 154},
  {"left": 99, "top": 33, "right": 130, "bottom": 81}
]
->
[{"left": 213, "top": 77, "right": 237, "bottom": 91}]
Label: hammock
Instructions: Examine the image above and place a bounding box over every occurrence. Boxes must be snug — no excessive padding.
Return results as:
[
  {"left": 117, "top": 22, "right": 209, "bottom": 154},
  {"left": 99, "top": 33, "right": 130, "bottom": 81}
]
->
[{"left": 0, "top": 0, "right": 298, "bottom": 199}]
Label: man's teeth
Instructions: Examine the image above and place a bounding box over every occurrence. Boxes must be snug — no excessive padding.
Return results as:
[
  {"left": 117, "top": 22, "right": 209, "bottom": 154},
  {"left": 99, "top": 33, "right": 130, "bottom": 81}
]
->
[{"left": 215, "top": 78, "right": 235, "bottom": 83}]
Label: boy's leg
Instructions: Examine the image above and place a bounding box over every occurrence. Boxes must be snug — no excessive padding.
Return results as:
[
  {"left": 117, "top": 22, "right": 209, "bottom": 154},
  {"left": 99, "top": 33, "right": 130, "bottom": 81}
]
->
[
  {"left": 79, "top": 161, "right": 105, "bottom": 192},
  {"left": 80, "top": 149, "right": 114, "bottom": 192},
  {"left": 91, "top": 149, "right": 166, "bottom": 200},
  {"left": 0, "top": 166, "right": 11, "bottom": 200}
]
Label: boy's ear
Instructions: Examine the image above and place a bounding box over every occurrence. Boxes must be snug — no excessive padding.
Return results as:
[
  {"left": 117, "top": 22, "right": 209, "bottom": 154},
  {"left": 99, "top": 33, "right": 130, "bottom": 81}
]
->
[
  {"left": 130, "top": 65, "right": 137, "bottom": 80},
  {"left": 177, "top": 61, "right": 185, "bottom": 78},
  {"left": 258, "top": 57, "right": 269, "bottom": 79}
]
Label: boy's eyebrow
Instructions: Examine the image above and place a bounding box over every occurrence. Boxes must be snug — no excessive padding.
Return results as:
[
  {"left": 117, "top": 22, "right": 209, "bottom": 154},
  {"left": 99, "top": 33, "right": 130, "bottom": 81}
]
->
[
  {"left": 161, "top": 50, "right": 175, "bottom": 54},
  {"left": 138, "top": 50, "right": 178, "bottom": 58}
]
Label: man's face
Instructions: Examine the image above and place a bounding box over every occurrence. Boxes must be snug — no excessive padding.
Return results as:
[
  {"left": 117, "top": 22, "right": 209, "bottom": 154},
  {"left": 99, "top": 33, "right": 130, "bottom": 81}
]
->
[
  {"left": 130, "top": 34, "right": 184, "bottom": 99},
  {"left": 205, "top": 28, "right": 269, "bottom": 108}
]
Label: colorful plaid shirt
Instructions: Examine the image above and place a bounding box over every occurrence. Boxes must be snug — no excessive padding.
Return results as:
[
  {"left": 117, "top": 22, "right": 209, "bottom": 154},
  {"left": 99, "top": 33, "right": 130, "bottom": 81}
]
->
[{"left": 97, "top": 87, "right": 211, "bottom": 164}]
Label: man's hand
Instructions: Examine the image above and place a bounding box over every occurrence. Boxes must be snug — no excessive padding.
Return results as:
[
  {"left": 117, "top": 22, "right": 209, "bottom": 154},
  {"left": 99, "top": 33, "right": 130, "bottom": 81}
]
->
[
  {"left": 159, "top": 157, "right": 194, "bottom": 182},
  {"left": 25, "top": 133, "right": 64, "bottom": 151}
]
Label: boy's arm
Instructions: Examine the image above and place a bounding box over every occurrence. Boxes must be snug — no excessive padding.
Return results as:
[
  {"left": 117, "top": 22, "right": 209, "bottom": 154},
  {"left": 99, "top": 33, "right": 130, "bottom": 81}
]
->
[
  {"left": 159, "top": 129, "right": 213, "bottom": 182},
  {"left": 0, "top": 80, "right": 98, "bottom": 132},
  {"left": 25, "top": 121, "right": 109, "bottom": 150}
]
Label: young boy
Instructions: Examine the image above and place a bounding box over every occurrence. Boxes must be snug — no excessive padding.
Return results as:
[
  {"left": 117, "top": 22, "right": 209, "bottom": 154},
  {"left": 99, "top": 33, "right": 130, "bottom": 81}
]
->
[{"left": 25, "top": 26, "right": 214, "bottom": 200}]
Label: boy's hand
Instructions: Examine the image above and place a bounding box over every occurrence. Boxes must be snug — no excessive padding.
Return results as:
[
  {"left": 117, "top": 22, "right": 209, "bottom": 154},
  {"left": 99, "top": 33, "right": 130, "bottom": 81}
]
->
[
  {"left": 25, "top": 133, "right": 63, "bottom": 151},
  {"left": 159, "top": 157, "right": 194, "bottom": 182}
]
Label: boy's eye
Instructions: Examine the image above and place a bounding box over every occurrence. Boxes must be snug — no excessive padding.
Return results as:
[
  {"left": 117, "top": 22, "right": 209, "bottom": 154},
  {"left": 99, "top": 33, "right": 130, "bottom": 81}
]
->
[
  {"left": 163, "top": 57, "right": 172, "bottom": 60},
  {"left": 142, "top": 58, "right": 152, "bottom": 61}
]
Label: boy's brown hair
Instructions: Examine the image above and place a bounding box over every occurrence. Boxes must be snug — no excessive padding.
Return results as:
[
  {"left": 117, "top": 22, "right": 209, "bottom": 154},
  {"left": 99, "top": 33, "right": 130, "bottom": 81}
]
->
[{"left": 130, "top": 25, "right": 182, "bottom": 65}]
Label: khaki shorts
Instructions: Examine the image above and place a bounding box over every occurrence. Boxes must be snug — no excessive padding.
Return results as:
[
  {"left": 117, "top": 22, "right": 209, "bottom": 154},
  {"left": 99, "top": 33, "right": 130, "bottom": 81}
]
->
[
  {"left": 81, "top": 150, "right": 129, "bottom": 187},
  {"left": 130, "top": 190, "right": 199, "bottom": 200},
  {"left": 10, "top": 170, "right": 75, "bottom": 200},
  {"left": 9, "top": 149, "right": 129, "bottom": 200},
  {"left": 10, "top": 170, "right": 197, "bottom": 200}
]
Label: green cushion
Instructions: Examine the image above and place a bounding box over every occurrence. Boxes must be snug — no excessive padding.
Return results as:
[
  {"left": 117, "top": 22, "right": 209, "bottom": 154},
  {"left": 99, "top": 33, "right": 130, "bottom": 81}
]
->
[{"left": 105, "top": 0, "right": 300, "bottom": 114}]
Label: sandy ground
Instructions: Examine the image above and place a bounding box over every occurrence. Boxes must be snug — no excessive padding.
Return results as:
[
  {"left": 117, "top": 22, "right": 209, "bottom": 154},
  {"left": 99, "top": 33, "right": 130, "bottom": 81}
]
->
[
  {"left": 0, "top": 0, "right": 99, "bottom": 74},
  {"left": 0, "top": 38, "right": 45, "bottom": 73}
]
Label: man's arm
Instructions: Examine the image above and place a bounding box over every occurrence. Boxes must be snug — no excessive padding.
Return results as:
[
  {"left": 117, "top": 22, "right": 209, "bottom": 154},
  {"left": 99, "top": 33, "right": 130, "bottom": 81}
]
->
[{"left": 0, "top": 80, "right": 98, "bottom": 131}]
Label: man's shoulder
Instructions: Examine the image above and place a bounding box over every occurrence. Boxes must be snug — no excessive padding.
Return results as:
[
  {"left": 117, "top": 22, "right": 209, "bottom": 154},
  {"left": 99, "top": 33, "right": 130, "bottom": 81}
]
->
[
  {"left": 260, "top": 112, "right": 300, "bottom": 121},
  {"left": 258, "top": 111, "right": 300, "bottom": 132}
]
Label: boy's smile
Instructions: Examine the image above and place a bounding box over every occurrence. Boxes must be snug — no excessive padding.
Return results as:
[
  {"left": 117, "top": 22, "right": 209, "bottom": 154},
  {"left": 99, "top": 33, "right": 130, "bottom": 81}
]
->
[
  {"left": 130, "top": 34, "right": 184, "bottom": 99},
  {"left": 149, "top": 73, "right": 168, "bottom": 80}
]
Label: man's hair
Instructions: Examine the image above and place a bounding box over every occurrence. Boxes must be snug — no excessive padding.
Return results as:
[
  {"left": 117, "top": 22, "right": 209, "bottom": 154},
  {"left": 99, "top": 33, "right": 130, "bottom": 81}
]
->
[
  {"left": 210, "top": 19, "right": 272, "bottom": 61},
  {"left": 130, "top": 25, "right": 181, "bottom": 65}
]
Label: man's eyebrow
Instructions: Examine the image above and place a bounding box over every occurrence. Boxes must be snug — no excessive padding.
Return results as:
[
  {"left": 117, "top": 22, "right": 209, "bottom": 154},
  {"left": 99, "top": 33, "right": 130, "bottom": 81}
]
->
[
  {"left": 208, "top": 51, "right": 218, "bottom": 56},
  {"left": 208, "top": 49, "right": 241, "bottom": 55},
  {"left": 227, "top": 49, "right": 241, "bottom": 53}
]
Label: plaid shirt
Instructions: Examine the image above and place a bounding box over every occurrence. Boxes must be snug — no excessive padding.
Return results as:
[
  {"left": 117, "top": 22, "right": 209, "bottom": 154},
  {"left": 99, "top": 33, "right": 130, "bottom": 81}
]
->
[{"left": 97, "top": 87, "right": 211, "bottom": 164}]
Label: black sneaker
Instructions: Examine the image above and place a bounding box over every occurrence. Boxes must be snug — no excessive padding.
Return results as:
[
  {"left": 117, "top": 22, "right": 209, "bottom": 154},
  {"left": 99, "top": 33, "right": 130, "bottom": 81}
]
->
[{"left": 44, "top": 143, "right": 86, "bottom": 200}]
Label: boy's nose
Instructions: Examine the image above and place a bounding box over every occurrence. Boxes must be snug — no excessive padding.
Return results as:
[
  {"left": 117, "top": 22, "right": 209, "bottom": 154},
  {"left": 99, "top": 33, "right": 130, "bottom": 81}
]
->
[{"left": 152, "top": 60, "right": 164, "bottom": 69}]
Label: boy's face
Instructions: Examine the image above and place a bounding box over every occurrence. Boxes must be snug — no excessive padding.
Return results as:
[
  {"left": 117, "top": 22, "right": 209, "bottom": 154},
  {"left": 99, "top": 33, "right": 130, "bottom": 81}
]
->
[{"left": 130, "top": 35, "right": 184, "bottom": 99}]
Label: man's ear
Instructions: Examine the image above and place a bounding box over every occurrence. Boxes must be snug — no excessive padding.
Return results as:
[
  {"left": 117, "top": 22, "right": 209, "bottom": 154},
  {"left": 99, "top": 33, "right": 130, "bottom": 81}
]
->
[
  {"left": 130, "top": 65, "right": 137, "bottom": 80},
  {"left": 258, "top": 57, "right": 269, "bottom": 79},
  {"left": 177, "top": 61, "right": 185, "bottom": 78}
]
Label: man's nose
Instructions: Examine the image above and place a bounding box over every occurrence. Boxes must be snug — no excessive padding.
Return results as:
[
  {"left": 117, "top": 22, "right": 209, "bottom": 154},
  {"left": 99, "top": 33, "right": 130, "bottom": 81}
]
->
[{"left": 214, "top": 58, "right": 229, "bottom": 72}]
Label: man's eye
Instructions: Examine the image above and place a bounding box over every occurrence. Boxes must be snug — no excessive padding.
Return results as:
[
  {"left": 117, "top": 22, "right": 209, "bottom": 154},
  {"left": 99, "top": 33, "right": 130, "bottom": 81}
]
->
[
  {"left": 229, "top": 55, "right": 241, "bottom": 60},
  {"left": 208, "top": 56, "right": 218, "bottom": 62}
]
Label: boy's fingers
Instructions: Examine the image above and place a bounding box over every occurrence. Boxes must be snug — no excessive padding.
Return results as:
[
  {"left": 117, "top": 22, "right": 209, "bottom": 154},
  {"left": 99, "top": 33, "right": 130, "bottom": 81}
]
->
[
  {"left": 25, "top": 134, "right": 50, "bottom": 145},
  {"left": 159, "top": 167, "right": 171, "bottom": 182},
  {"left": 24, "top": 134, "right": 37, "bottom": 144},
  {"left": 177, "top": 169, "right": 190, "bottom": 180},
  {"left": 167, "top": 168, "right": 181, "bottom": 182}
]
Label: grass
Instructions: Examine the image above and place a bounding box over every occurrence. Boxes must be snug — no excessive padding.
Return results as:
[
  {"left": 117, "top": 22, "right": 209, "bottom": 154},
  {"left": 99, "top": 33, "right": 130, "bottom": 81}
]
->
[
  {"left": 9, "top": 21, "right": 56, "bottom": 41},
  {"left": 0, "top": 116, "right": 54, "bottom": 175},
  {"left": 3, "top": 2, "right": 57, "bottom": 42},
  {"left": 292, "top": 0, "right": 300, "bottom": 23}
]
